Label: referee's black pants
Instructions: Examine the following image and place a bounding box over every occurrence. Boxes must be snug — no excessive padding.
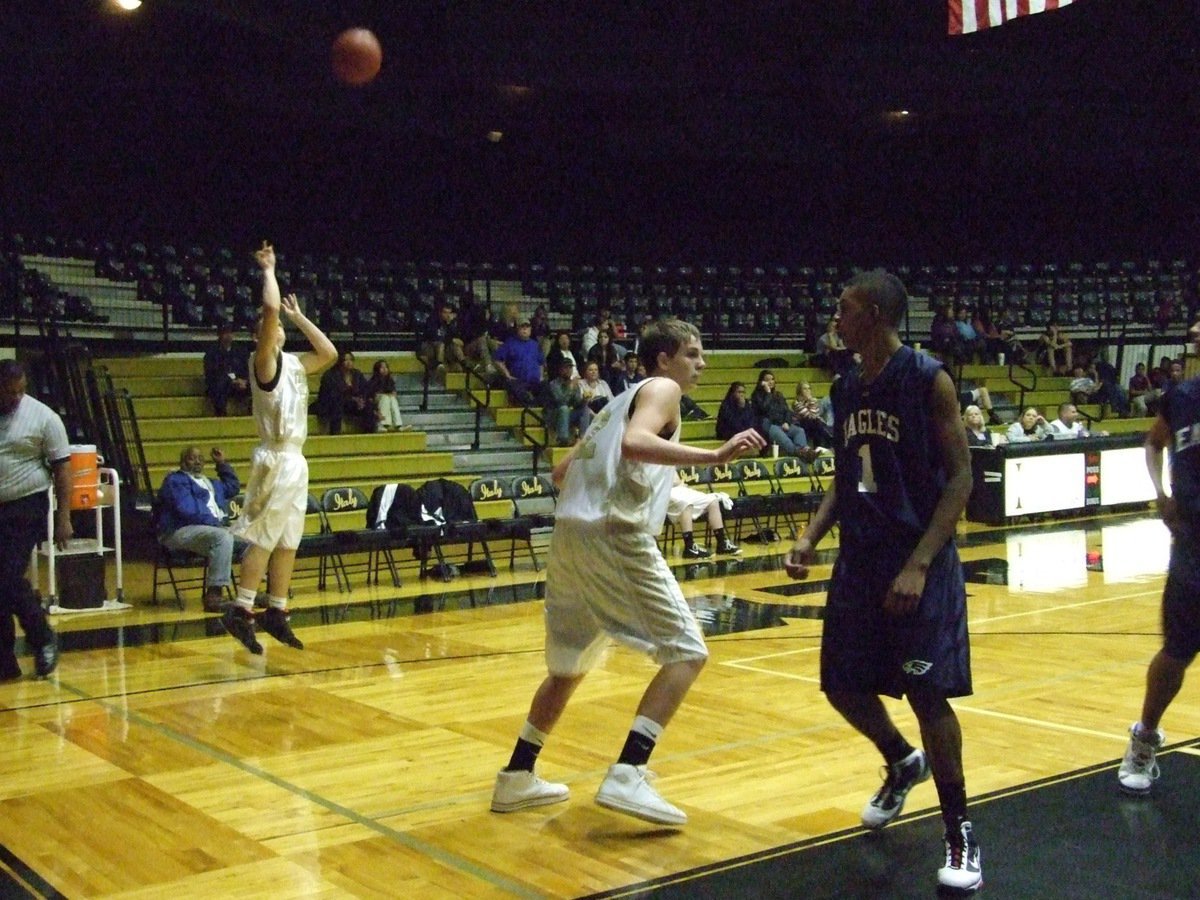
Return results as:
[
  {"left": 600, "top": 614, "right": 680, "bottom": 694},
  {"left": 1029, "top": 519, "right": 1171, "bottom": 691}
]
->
[{"left": 0, "top": 492, "right": 56, "bottom": 668}]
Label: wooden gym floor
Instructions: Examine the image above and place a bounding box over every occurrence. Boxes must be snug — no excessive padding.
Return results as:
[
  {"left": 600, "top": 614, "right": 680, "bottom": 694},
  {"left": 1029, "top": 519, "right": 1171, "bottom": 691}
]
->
[{"left": 2, "top": 508, "right": 1194, "bottom": 898}]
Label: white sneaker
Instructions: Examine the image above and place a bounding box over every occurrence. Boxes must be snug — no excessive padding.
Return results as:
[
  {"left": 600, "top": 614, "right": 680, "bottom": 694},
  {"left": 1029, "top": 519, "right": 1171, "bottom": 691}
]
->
[
  {"left": 1118, "top": 723, "right": 1164, "bottom": 796},
  {"left": 490, "top": 769, "right": 569, "bottom": 812},
  {"left": 861, "top": 748, "right": 930, "bottom": 830},
  {"left": 595, "top": 763, "right": 687, "bottom": 826},
  {"left": 937, "top": 820, "right": 983, "bottom": 892}
]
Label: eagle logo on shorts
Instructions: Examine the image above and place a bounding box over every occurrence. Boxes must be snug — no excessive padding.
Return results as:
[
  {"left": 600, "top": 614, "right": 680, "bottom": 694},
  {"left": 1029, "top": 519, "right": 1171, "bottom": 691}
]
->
[{"left": 902, "top": 659, "right": 933, "bottom": 675}]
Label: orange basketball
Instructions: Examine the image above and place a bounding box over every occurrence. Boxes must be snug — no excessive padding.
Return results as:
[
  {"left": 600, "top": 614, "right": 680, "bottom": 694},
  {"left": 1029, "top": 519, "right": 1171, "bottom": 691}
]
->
[{"left": 331, "top": 28, "right": 382, "bottom": 86}]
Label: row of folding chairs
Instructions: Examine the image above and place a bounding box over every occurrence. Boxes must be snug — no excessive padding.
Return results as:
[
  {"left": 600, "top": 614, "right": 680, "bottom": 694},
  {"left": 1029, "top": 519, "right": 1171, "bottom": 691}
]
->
[{"left": 667, "top": 454, "right": 833, "bottom": 550}]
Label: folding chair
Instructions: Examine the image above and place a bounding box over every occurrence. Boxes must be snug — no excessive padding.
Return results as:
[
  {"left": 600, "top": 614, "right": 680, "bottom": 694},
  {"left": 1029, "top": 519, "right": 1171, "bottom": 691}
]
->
[
  {"left": 415, "top": 479, "right": 497, "bottom": 581},
  {"left": 510, "top": 474, "right": 558, "bottom": 530},
  {"left": 319, "top": 487, "right": 370, "bottom": 592},
  {"left": 708, "top": 461, "right": 771, "bottom": 542},
  {"left": 471, "top": 477, "right": 539, "bottom": 572}
]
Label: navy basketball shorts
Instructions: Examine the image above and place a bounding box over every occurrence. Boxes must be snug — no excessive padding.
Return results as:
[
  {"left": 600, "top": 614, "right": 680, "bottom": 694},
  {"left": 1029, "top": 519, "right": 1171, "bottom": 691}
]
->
[
  {"left": 821, "top": 540, "right": 972, "bottom": 700},
  {"left": 1161, "top": 535, "right": 1200, "bottom": 662}
]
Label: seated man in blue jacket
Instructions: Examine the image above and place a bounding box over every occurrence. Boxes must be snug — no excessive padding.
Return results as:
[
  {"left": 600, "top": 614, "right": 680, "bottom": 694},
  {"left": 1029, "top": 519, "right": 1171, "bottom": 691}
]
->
[{"left": 157, "top": 446, "right": 241, "bottom": 612}]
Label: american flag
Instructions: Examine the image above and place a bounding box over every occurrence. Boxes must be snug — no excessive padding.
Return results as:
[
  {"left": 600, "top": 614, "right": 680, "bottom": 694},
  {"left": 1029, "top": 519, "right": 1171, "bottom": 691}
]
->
[{"left": 949, "top": 0, "right": 1077, "bottom": 35}]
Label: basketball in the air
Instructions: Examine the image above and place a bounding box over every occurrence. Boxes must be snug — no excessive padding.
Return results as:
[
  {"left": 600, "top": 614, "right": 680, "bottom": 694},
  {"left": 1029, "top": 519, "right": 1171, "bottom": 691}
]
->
[{"left": 331, "top": 28, "right": 382, "bottom": 86}]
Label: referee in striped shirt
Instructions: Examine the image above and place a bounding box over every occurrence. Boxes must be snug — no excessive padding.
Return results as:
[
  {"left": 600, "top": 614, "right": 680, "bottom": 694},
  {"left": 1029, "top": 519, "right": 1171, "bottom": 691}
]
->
[{"left": 0, "top": 360, "right": 69, "bottom": 679}]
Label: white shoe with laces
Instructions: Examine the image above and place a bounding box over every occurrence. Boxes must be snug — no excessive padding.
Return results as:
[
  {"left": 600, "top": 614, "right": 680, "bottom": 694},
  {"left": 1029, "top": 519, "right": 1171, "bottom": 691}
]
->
[
  {"left": 595, "top": 763, "right": 687, "bottom": 825},
  {"left": 1118, "top": 722, "right": 1164, "bottom": 796},
  {"left": 490, "top": 769, "right": 569, "bottom": 812}
]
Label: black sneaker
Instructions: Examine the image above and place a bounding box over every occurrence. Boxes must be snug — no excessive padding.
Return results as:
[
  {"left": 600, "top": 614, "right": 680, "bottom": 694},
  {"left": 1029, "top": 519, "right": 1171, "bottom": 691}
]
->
[
  {"left": 202, "top": 588, "right": 226, "bottom": 614},
  {"left": 221, "top": 606, "right": 263, "bottom": 654},
  {"left": 0, "top": 658, "right": 22, "bottom": 681},
  {"left": 937, "top": 820, "right": 983, "bottom": 892},
  {"left": 861, "top": 748, "right": 930, "bottom": 829},
  {"left": 715, "top": 539, "right": 741, "bottom": 555},
  {"left": 682, "top": 545, "right": 713, "bottom": 559},
  {"left": 33, "top": 636, "right": 58, "bottom": 678},
  {"left": 260, "top": 607, "right": 304, "bottom": 650}
]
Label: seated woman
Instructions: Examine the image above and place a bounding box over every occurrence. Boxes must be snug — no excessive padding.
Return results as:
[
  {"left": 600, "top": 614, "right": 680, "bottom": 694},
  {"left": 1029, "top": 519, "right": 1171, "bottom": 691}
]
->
[
  {"left": 963, "top": 404, "right": 994, "bottom": 447},
  {"left": 1005, "top": 406, "right": 1051, "bottom": 443},
  {"left": 315, "top": 350, "right": 373, "bottom": 435},
  {"left": 750, "top": 369, "right": 808, "bottom": 457},
  {"left": 790, "top": 381, "right": 834, "bottom": 448},
  {"left": 576, "top": 361, "right": 613, "bottom": 435},
  {"left": 815, "top": 316, "right": 854, "bottom": 374},
  {"left": 667, "top": 472, "right": 740, "bottom": 559},
  {"left": 365, "top": 360, "right": 409, "bottom": 432},
  {"left": 929, "top": 302, "right": 964, "bottom": 365},
  {"left": 716, "top": 381, "right": 757, "bottom": 441}
]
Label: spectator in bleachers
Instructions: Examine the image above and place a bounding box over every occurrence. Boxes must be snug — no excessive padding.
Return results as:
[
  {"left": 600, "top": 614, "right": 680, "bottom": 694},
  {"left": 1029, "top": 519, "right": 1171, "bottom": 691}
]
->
[
  {"left": 544, "top": 357, "right": 585, "bottom": 446},
  {"left": 157, "top": 446, "right": 242, "bottom": 613},
  {"left": 530, "top": 303, "right": 552, "bottom": 357},
  {"left": 578, "top": 361, "right": 614, "bottom": 432},
  {"left": 716, "top": 381, "right": 756, "bottom": 441},
  {"left": 751, "top": 370, "right": 808, "bottom": 456},
  {"left": 493, "top": 316, "right": 545, "bottom": 407},
  {"left": 1129, "top": 362, "right": 1159, "bottom": 417},
  {"left": 962, "top": 405, "right": 994, "bottom": 447},
  {"left": 545, "top": 330, "right": 581, "bottom": 381},
  {"left": 365, "top": 360, "right": 408, "bottom": 432},
  {"left": 417, "top": 302, "right": 465, "bottom": 375},
  {"left": 955, "top": 378, "right": 1001, "bottom": 425},
  {"left": 971, "top": 308, "right": 1024, "bottom": 365},
  {"left": 1149, "top": 355, "right": 1176, "bottom": 393},
  {"left": 790, "top": 381, "right": 834, "bottom": 448},
  {"left": 457, "top": 294, "right": 496, "bottom": 378},
  {"left": 815, "top": 315, "right": 853, "bottom": 373},
  {"left": 580, "top": 309, "right": 614, "bottom": 358},
  {"left": 587, "top": 328, "right": 624, "bottom": 392},
  {"left": 1069, "top": 364, "right": 1102, "bottom": 407},
  {"left": 929, "top": 303, "right": 964, "bottom": 365},
  {"left": 315, "top": 350, "right": 372, "bottom": 435},
  {"left": 1037, "top": 322, "right": 1073, "bottom": 376},
  {"left": 1048, "top": 401, "right": 1102, "bottom": 438},
  {"left": 1006, "top": 406, "right": 1051, "bottom": 442},
  {"left": 492, "top": 302, "right": 522, "bottom": 347},
  {"left": 203, "top": 322, "right": 250, "bottom": 416},
  {"left": 1166, "top": 359, "right": 1187, "bottom": 394},
  {"left": 1075, "top": 355, "right": 1128, "bottom": 420},
  {"left": 612, "top": 351, "right": 644, "bottom": 394},
  {"left": 954, "top": 306, "right": 985, "bottom": 364}
]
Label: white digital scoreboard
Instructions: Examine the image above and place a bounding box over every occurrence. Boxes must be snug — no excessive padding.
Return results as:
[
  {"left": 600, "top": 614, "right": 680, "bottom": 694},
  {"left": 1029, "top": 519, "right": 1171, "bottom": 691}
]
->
[{"left": 968, "top": 435, "right": 1164, "bottom": 524}]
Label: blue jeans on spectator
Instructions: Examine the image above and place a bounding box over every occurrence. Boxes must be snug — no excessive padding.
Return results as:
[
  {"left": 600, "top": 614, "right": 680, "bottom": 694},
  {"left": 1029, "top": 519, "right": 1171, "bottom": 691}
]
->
[{"left": 763, "top": 421, "right": 806, "bottom": 455}]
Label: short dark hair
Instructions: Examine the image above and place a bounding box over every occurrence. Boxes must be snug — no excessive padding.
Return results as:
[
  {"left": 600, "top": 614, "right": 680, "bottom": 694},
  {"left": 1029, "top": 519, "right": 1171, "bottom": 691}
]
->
[{"left": 844, "top": 268, "right": 908, "bottom": 328}]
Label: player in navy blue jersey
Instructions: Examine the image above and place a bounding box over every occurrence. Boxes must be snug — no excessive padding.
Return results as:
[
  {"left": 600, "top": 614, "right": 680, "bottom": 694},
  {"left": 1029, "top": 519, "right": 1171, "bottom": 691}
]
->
[
  {"left": 784, "top": 270, "right": 981, "bottom": 893},
  {"left": 1118, "top": 318, "right": 1200, "bottom": 797}
]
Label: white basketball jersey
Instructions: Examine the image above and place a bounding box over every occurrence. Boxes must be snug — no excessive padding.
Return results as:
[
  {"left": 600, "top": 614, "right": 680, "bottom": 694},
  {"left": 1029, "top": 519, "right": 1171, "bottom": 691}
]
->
[
  {"left": 250, "top": 351, "right": 309, "bottom": 447},
  {"left": 555, "top": 378, "right": 679, "bottom": 533}
]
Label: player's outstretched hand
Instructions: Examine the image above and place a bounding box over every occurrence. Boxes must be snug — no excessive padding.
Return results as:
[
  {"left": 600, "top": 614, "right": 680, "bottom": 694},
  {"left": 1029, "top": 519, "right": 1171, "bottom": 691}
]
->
[
  {"left": 714, "top": 427, "right": 766, "bottom": 463},
  {"left": 280, "top": 292, "right": 301, "bottom": 318}
]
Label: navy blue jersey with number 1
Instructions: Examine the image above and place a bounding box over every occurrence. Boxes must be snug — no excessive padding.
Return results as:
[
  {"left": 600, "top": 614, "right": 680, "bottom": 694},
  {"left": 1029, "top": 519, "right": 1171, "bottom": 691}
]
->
[{"left": 831, "top": 345, "right": 949, "bottom": 552}]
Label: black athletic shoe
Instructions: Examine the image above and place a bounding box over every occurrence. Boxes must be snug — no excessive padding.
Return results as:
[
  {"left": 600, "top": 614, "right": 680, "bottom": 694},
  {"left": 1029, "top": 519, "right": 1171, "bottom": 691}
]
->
[
  {"left": 0, "top": 658, "right": 22, "bottom": 681},
  {"left": 715, "top": 539, "right": 742, "bottom": 555},
  {"left": 682, "top": 545, "right": 713, "bottom": 559},
  {"left": 221, "top": 606, "right": 263, "bottom": 654},
  {"left": 260, "top": 607, "right": 304, "bottom": 650},
  {"left": 33, "top": 636, "right": 58, "bottom": 678}
]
